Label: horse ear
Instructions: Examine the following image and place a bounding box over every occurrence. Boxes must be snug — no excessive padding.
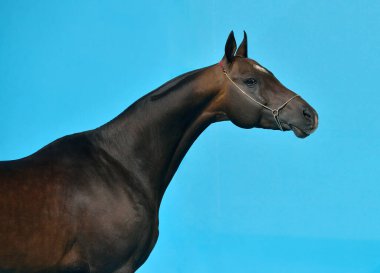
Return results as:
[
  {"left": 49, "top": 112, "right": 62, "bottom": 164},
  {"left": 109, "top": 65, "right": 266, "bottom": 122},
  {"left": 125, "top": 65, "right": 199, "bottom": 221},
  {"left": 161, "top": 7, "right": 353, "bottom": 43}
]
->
[
  {"left": 224, "top": 31, "right": 237, "bottom": 63},
  {"left": 236, "top": 31, "right": 248, "bottom": 58}
]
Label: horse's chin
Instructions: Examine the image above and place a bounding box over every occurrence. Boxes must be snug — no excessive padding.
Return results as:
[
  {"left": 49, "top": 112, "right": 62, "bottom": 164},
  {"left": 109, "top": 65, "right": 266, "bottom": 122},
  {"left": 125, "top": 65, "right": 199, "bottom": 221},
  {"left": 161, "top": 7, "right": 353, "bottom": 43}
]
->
[{"left": 289, "top": 124, "right": 310, "bottom": 138}]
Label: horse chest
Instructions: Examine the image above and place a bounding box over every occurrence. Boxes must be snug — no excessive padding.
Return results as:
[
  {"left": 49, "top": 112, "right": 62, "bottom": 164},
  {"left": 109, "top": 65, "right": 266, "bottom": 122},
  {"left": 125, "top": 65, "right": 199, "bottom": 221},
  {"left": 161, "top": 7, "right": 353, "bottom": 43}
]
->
[{"left": 71, "top": 182, "right": 159, "bottom": 271}]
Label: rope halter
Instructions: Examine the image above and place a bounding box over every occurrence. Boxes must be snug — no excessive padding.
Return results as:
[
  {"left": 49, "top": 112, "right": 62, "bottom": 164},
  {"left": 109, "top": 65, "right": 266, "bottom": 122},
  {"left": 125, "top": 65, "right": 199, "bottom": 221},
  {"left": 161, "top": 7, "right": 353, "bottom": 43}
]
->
[{"left": 219, "top": 62, "right": 299, "bottom": 131}]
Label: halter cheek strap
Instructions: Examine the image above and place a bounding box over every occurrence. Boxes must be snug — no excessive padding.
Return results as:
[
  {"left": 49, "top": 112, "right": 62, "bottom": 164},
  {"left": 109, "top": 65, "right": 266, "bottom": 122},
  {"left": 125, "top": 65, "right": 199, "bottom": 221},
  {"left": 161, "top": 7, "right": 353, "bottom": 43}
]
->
[{"left": 219, "top": 62, "right": 300, "bottom": 131}]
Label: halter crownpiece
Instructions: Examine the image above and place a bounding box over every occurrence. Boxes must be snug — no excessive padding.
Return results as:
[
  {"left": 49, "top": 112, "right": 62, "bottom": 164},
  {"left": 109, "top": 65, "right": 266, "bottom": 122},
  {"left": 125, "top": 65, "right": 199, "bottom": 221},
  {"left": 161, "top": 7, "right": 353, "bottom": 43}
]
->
[{"left": 219, "top": 62, "right": 300, "bottom": 131}]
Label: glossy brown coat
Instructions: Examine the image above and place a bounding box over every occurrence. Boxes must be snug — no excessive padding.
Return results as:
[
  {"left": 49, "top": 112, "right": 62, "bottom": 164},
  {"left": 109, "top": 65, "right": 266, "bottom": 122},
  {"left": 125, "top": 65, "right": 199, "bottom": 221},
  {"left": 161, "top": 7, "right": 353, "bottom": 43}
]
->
[{"left": 0, "top": 32, "right": 318, "bottom": 273}]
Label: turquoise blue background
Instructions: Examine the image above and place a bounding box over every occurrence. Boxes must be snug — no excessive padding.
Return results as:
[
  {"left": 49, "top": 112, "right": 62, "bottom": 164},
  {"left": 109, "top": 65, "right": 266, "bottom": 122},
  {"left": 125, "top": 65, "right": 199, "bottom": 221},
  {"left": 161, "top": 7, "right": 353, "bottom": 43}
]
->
[{"left": 1, "top": 1, "right": 380, "bottom": 272}]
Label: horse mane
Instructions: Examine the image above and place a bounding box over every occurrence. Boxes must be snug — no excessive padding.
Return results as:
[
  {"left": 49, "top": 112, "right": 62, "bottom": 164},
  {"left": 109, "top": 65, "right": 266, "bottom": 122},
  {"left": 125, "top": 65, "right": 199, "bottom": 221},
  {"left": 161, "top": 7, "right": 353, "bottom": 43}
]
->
[{"left": 149, "top": 67, "right": 206, "bottom": 101}]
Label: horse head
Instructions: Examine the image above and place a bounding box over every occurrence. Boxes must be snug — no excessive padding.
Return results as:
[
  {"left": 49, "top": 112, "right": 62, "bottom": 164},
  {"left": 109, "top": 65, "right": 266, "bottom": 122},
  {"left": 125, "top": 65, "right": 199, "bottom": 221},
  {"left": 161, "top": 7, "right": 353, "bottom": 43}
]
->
[{"left": 219, "top": 31, "right": 318, "bottom": 138}]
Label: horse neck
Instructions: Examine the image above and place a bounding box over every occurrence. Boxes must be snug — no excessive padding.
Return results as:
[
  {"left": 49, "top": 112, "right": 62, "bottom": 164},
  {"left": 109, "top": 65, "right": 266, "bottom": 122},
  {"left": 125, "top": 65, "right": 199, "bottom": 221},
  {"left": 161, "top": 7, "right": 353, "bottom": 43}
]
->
[{"left": 93, "top": 64, "right": 224, "bottom": 205}]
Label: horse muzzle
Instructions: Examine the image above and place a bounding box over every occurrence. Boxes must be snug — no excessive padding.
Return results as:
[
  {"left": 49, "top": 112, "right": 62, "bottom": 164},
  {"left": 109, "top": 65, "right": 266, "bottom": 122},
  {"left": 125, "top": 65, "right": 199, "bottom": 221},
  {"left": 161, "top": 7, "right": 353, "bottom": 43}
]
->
[{"left": 288, "top": 107, "right": 318, "bottom": 138}]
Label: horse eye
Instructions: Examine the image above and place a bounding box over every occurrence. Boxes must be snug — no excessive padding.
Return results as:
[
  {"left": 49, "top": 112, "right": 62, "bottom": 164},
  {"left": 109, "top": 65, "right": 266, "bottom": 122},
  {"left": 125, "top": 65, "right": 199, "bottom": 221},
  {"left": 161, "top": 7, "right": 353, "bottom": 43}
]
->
[{"left": 245, "top": 78, "right": 257, "bottom": 86}]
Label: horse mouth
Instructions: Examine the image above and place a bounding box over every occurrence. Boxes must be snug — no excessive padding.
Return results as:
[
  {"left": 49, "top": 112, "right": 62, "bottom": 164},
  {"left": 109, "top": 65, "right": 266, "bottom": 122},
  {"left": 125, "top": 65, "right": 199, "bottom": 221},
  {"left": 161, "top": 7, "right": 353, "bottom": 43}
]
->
[{"left": 289, "top": 124, "right": 310, "bottom": 138}]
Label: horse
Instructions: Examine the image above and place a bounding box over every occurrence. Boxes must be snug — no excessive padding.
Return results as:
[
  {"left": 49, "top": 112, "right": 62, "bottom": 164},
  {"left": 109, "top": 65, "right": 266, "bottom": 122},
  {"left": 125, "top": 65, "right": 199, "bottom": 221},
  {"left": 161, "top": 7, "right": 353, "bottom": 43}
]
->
[{"left": 0, "top": 31, "right": 318, "bottom": 273}]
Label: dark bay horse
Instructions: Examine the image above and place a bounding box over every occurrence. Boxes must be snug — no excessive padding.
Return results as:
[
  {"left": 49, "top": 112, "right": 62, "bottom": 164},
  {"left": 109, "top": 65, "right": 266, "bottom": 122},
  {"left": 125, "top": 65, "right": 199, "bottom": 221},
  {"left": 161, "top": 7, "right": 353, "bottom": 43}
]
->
[{"left": 0, "top": 31, "right": 318, "bottom": 273}]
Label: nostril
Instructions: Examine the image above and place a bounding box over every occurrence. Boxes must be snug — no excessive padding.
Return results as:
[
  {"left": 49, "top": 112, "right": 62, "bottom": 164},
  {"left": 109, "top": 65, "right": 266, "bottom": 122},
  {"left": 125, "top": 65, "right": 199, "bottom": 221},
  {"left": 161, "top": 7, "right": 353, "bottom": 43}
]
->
[{"left": 303, "top": 108, "right": 312, "bottom": 121}]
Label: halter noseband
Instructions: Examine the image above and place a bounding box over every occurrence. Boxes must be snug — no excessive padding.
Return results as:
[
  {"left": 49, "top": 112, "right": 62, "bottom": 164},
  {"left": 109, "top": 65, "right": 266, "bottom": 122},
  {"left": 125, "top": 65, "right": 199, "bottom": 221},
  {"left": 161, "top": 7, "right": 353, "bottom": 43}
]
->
[{"left": 219, "top": 61, "right": 300, "bottom": 131}]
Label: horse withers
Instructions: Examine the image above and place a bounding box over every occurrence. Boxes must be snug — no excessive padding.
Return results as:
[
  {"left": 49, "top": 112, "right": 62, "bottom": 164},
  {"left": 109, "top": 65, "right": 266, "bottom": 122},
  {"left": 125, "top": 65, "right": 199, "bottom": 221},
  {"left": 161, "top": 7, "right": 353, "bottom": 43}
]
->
[{"left": 0, "top": 31, "right": 318, "bottom": 273}]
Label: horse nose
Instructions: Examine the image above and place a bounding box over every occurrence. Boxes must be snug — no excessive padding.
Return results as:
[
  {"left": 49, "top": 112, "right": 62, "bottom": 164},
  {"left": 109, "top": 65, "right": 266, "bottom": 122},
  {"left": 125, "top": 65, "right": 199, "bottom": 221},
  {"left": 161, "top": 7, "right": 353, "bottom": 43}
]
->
[
  {"left": 303, "top": 107, "right": 318, "bottom": 132},
  {"left": 303, "top": 108, "right": 312, "bottom": 122}
]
